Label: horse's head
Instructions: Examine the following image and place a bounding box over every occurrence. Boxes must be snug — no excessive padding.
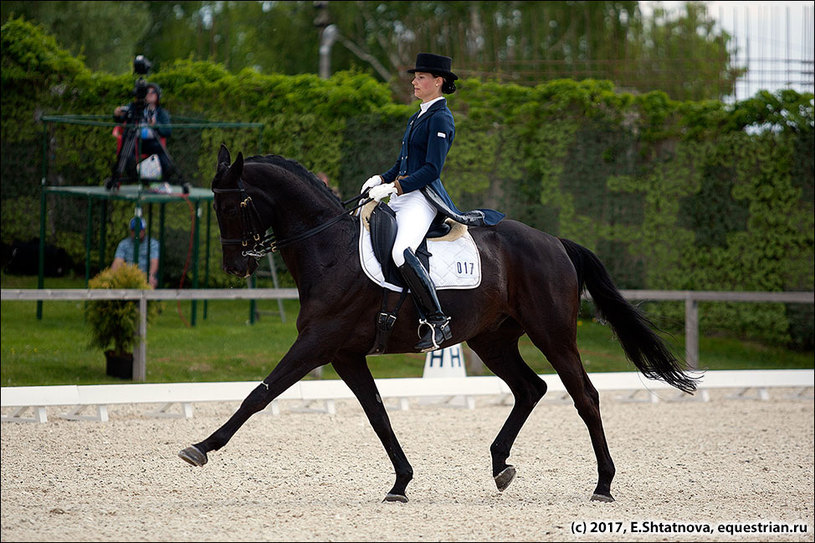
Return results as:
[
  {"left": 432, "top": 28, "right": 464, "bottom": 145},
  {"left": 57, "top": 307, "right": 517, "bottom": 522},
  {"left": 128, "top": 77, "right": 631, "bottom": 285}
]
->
[
  {"left": 212, "top": 144, "right": 349, "bottom": 279},
  {"left": 211, "top": 144, "right": 260, "bottom": 278}
]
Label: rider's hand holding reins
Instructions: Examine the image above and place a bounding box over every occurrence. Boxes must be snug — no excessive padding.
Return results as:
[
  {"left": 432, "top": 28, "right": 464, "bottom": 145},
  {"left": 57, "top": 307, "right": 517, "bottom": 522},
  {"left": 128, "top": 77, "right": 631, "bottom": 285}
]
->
[
  {"left": 369, "top": 183, "right": 397, "bottom": 202},
  {"left": 361, "top": 175, "right": 383, "bottom": 193}
]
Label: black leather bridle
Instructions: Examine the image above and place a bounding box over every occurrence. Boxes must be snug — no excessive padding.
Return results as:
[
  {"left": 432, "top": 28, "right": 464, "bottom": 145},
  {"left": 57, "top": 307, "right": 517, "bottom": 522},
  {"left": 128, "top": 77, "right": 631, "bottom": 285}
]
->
[{"left": 212, "top": 179, "right": 369, "bottom": 257}]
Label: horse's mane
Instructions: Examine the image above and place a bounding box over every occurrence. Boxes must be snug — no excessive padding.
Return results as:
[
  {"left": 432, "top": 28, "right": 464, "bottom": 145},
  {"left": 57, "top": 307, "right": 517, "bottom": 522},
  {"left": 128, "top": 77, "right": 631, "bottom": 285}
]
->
[{"left": 244, "top": 154, "right": 341, "bottom": 205}]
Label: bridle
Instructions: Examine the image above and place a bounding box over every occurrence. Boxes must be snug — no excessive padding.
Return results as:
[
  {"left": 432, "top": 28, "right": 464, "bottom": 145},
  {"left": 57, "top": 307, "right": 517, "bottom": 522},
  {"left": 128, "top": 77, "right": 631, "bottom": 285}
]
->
[{"left": 212, "top": 178, "right": 370, "bottom": 258}]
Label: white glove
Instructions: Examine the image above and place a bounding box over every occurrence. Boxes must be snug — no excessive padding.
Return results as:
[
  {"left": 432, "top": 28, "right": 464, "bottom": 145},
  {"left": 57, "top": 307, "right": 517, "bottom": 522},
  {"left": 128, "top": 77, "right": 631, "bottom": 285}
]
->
[
  {"left": 368, "top": 183, "right": 397, "bottom": 202},
  {"left": 360, "top": 175, "right": 383, "bottom": 193}
]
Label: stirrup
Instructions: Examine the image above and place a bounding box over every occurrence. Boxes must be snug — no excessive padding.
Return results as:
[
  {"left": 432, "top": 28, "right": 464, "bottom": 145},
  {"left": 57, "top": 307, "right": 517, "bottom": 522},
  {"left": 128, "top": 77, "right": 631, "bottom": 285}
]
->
[{"left": 416, "top": 316, "right": 452, "bottom": 352}]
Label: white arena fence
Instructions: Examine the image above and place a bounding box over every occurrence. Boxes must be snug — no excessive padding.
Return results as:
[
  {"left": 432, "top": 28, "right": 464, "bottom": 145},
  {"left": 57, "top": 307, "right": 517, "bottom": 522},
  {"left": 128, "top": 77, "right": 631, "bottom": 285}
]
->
[
  {"left": 1, "top": 370, "right": 812, "bottom": 423},
  {"left": 1, "top": 288, "right": 812, "bottom": 423}
]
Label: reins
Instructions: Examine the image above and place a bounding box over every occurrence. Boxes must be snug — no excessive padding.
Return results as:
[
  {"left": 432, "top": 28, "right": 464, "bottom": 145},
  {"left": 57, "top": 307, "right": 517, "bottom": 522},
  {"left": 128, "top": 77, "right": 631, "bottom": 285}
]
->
[{"left": 213, "top": 179, "right": 370, "bottom": 257}]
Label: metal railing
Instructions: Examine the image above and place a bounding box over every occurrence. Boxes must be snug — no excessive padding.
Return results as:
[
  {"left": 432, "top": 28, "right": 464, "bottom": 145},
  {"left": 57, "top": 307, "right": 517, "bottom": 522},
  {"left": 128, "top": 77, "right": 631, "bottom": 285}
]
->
[{"left": 2, "top": 288, "right": 812, "bottom": 381}]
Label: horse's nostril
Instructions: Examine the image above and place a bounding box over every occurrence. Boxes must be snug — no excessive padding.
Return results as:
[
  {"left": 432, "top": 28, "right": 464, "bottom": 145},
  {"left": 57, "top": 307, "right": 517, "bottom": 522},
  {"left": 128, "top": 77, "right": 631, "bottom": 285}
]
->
[{"left": 223, "top": 265, "right": 243, "bottom": 277}]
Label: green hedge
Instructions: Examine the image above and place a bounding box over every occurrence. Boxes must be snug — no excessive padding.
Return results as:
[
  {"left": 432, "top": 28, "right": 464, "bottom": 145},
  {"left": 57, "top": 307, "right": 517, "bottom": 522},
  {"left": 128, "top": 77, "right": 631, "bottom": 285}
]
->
[{"left": 2, "top": 17, "right": 813, "bottom": 349}]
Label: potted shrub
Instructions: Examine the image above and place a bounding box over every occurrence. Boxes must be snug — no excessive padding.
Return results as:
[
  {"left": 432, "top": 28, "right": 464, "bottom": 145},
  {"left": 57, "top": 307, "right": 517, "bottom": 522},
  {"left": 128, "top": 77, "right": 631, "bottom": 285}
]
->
[{"left": 84, "top": 263, "right": 159, "bottom": 379}]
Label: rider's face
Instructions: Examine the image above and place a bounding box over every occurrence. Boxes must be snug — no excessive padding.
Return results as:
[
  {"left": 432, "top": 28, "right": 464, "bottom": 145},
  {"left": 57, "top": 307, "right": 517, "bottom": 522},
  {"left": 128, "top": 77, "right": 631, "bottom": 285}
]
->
[{"left": 412, "top": 72, "right": 442, "bottom": 103}]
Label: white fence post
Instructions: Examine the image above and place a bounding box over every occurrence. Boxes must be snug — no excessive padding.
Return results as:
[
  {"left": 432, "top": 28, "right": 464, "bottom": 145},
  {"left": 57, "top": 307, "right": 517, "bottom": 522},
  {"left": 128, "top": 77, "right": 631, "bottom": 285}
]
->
[
  {"left": 133, "top": 293, "right": 147, "bottom": 382},
  {"left": 685, "top": 296, "right": 699, "bottom": 370}
]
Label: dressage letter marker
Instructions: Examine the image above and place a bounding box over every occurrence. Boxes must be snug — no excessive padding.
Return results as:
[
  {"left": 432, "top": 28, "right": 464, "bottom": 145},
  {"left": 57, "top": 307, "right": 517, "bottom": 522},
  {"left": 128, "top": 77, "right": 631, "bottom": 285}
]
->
[
  {"left": 420, "top": 344, "right": 474, "bottom": 408},
  {"left": 423, "top": 343, "right": 466, "bottom": 378}
]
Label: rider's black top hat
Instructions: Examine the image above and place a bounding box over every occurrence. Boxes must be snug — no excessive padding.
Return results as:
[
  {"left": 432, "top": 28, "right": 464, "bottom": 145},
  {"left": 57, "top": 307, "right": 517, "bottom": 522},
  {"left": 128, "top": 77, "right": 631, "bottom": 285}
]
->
[{"left": 407, "top": 53, "right": 458, "bottom": 81}]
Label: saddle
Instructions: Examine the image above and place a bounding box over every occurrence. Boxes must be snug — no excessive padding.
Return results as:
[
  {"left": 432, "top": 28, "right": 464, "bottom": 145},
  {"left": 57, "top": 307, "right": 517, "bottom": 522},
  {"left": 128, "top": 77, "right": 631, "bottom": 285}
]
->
[{"left": 369, "top": 203, "right": 447, "bottom": 287}]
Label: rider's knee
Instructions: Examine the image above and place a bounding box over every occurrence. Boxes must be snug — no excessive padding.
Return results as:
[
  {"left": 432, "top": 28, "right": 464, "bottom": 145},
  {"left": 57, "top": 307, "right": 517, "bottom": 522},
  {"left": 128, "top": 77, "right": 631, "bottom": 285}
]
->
[{"left": 392, "top": 245, "right": 407, "bottom": 267}]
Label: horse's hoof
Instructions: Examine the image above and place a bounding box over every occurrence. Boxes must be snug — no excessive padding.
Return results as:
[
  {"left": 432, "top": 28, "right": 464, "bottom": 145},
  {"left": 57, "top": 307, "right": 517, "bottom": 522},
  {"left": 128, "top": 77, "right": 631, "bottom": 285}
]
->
[
  {"left": 178, "top": 446, "right": 208, "bottom": 467},
  {"left": 383, "top": 493, "right": 408, "bottom": 503},
  {"left": 494, "top": 465, "right": 516, "bottom": 492},
  {"left": 590, "top": 492, "right": 615, "bottom": 502}
]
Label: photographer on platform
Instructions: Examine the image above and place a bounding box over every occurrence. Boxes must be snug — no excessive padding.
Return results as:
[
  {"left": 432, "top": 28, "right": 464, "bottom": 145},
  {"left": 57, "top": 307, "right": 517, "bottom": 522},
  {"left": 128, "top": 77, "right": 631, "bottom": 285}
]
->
[
  {"left": 108, "top": 55, "right": 186, "bottom": 191},
  {"left": 112, "top": 81, "right": 175, "bottom": 181}
]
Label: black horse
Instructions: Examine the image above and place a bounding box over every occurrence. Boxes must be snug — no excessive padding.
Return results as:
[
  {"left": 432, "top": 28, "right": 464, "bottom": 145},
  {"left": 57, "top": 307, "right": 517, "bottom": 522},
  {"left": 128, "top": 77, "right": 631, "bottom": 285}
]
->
[{"left": 179, "top": 144, "right": 699, "bottom": 503}]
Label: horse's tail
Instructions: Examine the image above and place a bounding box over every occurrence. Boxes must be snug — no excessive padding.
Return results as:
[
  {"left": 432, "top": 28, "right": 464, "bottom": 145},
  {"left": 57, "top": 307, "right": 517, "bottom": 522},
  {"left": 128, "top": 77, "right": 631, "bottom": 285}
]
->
[{"left": 559, "top": 238, "right": 699, "bottom": 394}]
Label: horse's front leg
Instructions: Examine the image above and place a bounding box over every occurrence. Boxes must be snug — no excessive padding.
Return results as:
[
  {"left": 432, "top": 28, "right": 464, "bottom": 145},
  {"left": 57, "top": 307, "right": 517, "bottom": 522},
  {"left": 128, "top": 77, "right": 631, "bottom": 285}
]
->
[
  {"left": 332, "top": 353, "right": 413, "bottom": 503},
  {"left": 178, "top": 332, "right": 328, "bottom": 467}
]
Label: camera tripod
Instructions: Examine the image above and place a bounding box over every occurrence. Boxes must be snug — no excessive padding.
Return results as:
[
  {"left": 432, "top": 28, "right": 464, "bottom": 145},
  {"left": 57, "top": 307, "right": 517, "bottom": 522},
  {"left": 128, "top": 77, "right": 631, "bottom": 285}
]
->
[{"left": 106, "top": 117, "right": 187, "bottom": 193}]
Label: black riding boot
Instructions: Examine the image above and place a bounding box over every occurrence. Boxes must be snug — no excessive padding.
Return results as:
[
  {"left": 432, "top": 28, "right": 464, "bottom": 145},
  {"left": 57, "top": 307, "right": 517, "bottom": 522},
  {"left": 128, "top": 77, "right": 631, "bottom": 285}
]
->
[{"left": 398, "top": 248, "right": 452, "bottom": 352}]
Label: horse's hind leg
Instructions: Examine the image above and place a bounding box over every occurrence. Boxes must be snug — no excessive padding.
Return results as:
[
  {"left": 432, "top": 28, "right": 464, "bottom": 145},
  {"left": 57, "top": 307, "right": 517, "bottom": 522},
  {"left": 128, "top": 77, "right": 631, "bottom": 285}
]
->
[
  {"left": 468, "top": 326, "right": 548, "bottom": 493},
  {"left": 332, "top": 353, "right": 413, "bottom": 502},
  {"left": 527, "top": 331, "right": 616, "bottom": 502}
]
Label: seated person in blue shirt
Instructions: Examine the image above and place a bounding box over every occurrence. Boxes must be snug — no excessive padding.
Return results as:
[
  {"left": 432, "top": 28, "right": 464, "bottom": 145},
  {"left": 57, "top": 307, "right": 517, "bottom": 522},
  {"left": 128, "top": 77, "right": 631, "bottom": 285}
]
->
[{"left": 112, "top": 217, "right": 159, "bottom": 288}]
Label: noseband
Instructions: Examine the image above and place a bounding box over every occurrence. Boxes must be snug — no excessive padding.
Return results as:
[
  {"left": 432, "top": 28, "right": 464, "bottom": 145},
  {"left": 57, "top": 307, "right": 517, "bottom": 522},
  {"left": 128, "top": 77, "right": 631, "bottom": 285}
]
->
[{"left": 212, "top": 178, "right": 369, "bottom": 258}]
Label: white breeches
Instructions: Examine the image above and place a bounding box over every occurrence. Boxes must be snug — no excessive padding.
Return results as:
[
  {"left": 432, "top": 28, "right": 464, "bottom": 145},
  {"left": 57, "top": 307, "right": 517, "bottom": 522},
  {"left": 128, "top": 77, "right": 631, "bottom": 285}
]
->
[{"left": 388, "top": 190, "right": 438, "bottom": 267}]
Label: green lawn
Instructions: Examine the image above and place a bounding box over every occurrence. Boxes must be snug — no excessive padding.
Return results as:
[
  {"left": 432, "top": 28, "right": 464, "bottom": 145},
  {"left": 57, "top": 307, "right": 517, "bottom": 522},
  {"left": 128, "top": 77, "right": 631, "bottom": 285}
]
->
[{"left": 2, "top": 273, "right": 812, "bottom": 386}]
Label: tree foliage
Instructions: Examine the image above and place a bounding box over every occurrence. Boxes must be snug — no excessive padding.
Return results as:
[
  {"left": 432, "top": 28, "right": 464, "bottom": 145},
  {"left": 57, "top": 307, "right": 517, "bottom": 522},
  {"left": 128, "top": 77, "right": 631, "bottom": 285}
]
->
[
  {"left": 0, "top": 1, "right": 150, "bottom": 74},
  {"left": 2, "top": 1, "right": 742, "bottom": 102}
]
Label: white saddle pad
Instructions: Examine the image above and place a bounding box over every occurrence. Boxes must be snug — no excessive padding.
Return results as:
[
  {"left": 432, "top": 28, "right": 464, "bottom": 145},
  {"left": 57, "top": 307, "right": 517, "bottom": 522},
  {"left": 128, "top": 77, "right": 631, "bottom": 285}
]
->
[{"left": 358, "top": 208, "right": 482, "bottom": 292}]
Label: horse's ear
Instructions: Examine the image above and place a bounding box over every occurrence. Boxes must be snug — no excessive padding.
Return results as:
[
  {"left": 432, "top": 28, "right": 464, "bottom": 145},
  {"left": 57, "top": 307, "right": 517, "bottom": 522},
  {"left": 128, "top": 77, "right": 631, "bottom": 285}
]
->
[
  {"left": 217, "top": 143, "right": 231, "bottom": 167},
  {"left": 221, "top": 151, "right": 244, "bottom": 187}
]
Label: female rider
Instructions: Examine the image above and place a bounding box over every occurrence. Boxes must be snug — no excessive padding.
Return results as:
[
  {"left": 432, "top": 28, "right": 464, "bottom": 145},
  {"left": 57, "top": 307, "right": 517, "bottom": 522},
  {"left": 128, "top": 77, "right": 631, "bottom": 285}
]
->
[{"left": 362, "top": 53, "right": 504, "bottom": 352}]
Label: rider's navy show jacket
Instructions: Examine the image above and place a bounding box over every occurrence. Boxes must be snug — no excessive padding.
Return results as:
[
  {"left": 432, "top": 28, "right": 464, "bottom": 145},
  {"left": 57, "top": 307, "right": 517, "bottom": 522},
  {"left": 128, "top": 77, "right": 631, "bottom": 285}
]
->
[{"left": 381, "top": 98, "right": 504, "bottom": 227}]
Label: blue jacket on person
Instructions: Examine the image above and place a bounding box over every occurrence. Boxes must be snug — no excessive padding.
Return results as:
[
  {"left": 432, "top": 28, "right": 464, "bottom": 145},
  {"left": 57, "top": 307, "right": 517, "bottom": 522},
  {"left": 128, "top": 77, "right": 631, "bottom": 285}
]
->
[{"left": 380, "top": 98, "right": 504, "bottom": 227}]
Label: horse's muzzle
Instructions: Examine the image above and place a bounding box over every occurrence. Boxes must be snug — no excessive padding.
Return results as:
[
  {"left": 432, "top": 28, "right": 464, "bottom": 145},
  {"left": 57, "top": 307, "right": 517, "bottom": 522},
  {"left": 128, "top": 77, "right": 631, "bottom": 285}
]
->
[{"left": 223, "top": 258, "right": 258, "bottom": 278}]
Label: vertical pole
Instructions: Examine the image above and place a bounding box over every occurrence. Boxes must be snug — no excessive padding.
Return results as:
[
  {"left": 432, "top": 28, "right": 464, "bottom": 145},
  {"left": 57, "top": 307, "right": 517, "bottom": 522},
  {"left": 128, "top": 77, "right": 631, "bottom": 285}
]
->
[
  {"left": 133, "top": 293, "right": 147, "bottom": 381},
  {"left": 249, "top": 274, "right": 257, "bottom": 325},
  {"left": 318, "top": 24, "right": 338, "bottom": 79},
  {"left": 203, "top": 203, "right": 211, "bottom": 319},
  {"left": 85, "top": 196, "right": 93, "bottom": 284},
  {"left": 268, "top": 252, "right": 286, "bottom": 323},
  {"left": 37, "top": 124, "right": 48, "bottom": 319},
  {"left": 146, "top": 203, "right": 154, "bottom": 278},
  {"left": 191, "top": 201, "right": 201, "bottom": 326},
  {"left": 99, "top": 202, "right": 108, "bottom": 272},
  {"left": 136, "top": 130, "right": 142, "bottom": 191},
  {"left": 158, "top": 203, "right": 166, "bottom": 289},
  {"left": 133, "top": 207, "right": 142, "bottom": 272},
  {"left": 685, "top": 296, "right": 699, "bottom": 370}
]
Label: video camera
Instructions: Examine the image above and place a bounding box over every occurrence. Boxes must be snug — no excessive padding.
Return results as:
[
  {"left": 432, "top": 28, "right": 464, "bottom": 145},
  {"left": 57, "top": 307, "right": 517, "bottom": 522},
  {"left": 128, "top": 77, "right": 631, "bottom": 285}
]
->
[{"left": 131, "top": 54, "right": 153, "bottom": 105}]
